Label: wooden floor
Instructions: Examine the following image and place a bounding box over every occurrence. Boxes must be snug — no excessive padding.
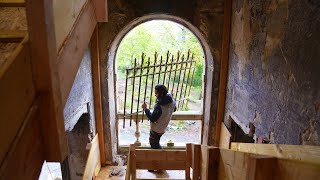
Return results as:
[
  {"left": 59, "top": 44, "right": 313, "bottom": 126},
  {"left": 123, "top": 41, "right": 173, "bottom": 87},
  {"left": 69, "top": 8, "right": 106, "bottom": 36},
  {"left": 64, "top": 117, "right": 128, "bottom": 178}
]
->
[{"left": 96, "top": 166, "right": 185, "bottom": 179}]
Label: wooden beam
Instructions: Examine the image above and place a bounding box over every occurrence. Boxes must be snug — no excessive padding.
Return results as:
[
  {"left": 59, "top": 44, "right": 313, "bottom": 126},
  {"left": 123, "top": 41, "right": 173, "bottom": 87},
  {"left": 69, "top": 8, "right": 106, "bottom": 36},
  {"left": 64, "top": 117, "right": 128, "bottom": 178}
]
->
[
  {"left": 219, "top": 122, "right": 231, "bottom": 149},
  {"left": 57, "top": 0, "right": 97, "bottom": 106},
  {"left": 117, "top": 111, "right": 203, "bottom": 120},
  {"left": 0, "top": 99, "right": 45, "bottom": 179},
  {"left": 0, "top": 36, "right": 35, "bottom": 164},
  {"left": 0, "top": 30, "right": 26, "bottom": 42},
  {"left": 0, "top": 0, "right": 25, "bottom": 7},
  {"left": 231, "top": 143, "right": 320, "bottom": 164},
  {"left": 83, "top": 134, "right": 101, "bottom": 180},
  {"left": 92, "top": 0, "right": 108, "bottom": 22},
  {"left": 26, "top": 0, "right": 67, "bottom": 161},
  {"left": 90, "top": 25, "right": 106, "bottom": 165},
  {"left": 215, "top": 0, "right": 232, "bottom": 147}
]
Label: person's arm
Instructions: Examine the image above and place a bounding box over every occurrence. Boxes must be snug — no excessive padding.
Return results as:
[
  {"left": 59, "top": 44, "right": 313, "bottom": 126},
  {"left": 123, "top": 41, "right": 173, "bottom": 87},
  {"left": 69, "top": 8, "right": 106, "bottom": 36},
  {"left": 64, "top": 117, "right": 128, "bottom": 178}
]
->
[{"left": 144, "top": 104, "right": 162, "bottom": 122}]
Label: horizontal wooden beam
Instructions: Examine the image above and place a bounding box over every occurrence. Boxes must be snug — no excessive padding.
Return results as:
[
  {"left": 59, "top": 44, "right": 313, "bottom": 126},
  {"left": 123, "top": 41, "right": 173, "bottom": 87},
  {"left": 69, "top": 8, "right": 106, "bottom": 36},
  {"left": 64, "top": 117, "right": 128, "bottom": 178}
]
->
[
  {"left": 117, "top": 111, "right": 203, "bottom": 120},
  {"left": 231, "top": 143, "right": 320, "bottom": 165},
  {"left": 0, "top": 30, "right": 26, "bottom": 42},
  {"left": 57, "top": 0, "right": 97, "bottom": 105},
  {"left": 0, "top": 0, "right": 25, "bottom": 7}
]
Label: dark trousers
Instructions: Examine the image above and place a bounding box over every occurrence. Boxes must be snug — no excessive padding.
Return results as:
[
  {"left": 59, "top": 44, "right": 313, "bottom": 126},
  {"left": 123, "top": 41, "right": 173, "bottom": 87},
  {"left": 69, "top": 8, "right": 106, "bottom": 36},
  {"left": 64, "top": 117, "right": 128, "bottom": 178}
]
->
[{"left": 149, "top": 130, "right": 163, "bottom": 149}]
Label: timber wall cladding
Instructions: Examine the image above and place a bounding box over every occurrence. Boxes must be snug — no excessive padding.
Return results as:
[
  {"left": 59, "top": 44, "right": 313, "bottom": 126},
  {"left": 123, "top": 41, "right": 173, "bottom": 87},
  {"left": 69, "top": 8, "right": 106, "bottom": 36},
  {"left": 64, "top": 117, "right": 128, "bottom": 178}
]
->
[{"left": 53, "top": 0, "right": 87, "bottom": 50}]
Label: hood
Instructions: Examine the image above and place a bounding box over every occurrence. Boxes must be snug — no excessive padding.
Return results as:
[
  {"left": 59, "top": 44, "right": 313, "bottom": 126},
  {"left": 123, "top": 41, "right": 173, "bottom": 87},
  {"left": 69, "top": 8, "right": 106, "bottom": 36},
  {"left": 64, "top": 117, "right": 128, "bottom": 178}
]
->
[{"left": 156, "top": 93, "right": 174, "bottom": 105}]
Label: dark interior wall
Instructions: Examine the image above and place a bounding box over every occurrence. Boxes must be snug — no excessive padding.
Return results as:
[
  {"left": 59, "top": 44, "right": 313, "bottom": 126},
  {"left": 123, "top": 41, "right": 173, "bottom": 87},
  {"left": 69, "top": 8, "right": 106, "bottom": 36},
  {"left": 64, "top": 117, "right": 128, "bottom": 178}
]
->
[
  {"left": 64, "top": 48, "right": 96, "bottom": 134},
  {"left": 99, "top": 0, "right": 225, "bottom": 162},
  {"left": 224, "top": 0, "right": 320, "bottom": 145}
]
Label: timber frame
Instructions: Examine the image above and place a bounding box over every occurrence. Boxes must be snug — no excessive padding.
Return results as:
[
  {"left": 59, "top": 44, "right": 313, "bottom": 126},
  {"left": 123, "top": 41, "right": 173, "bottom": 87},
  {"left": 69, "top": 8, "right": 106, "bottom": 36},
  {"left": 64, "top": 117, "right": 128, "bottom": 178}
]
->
[{"left": 0, "top": 0, "right": 107, "bottom": 178}]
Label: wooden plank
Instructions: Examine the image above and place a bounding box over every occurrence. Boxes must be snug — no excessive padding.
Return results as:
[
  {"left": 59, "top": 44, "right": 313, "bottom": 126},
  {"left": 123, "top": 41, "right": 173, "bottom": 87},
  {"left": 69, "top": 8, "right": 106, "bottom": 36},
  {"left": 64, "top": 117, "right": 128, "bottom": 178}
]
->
[
  {"left": 57, "top": 0, "right": 97, "bottom": 106},
  {"left": 130, "top": 144, "right": 136, "bottom": 180},
  {"left": 276, "top": 159, "right": 320, "bottom": 180},
  {"left": 0, "top": 100, "right": 45, "bottom": 179},
  {"left": 247, "top": 155, "right": 277, "bottom": 180},
  {"left": 135, "top": 149, "right": 186, "bottom": 162},
  {"left": 0, "top": 0, "right": 25, "bottom": 7},
  {"left": 0, "top": 30, "right": 26, "bottom": 42},
  {"left": 90, "top": 25, "right": 106, "bottom": 165},
  {"left": 92, "top": 0, "right": 108, "bottom": 22},
  {"left": 219, "top": 122, "right": 231, "bottom": 149},
  {"left": 83, "top": 134, "right": 101, "bottom": 180},
  {"left": 200, "top": 145, "right": 209, "bottom": 180},
  {"left": 215, "top": 0, "right": 232, "bottom": 147},
  {"left": 207, "top": 148, "right": 220, "bottom": 180},
  {"left": 26, "top": 0, "right": 67, "bottom": 161},
  {"left": 185, "top": 144, "right": 191, "bottom": 180},
  {"left": 136, "top": 161, "right": 185, "bottom": 170},
  {"left": 118, "top": 111, "right": 203, "bottom": 120},
  {"left": 0, "top": 37, "right": 35, "bottom": 164},
  {"left": 230, "top": 143, "right": 320, "bottom": 165},
  {"left": 53, "top": 0, "right": 87, "bottom": 50},
  {"left": 192, "top": 144, "right": 201, "bottom": 179}
]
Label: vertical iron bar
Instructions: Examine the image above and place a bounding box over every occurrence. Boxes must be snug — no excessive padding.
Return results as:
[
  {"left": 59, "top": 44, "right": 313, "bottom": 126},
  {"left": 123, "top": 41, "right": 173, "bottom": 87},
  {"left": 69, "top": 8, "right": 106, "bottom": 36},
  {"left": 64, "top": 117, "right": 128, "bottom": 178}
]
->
[
  {"left": 178, "top": 52, "right": 190, "bottom": 109},
  {"left": 130, "top": 58, "right": 138, "bottom": 126},
  {"left": 162, "top": 51, "right": 170, "bottom": 85},
  {"left": 175, "top": 54, "right": 184, "bottom": 108},
  {"left": 123, "top": 69, "right": 129, "bottom": 128},
  {"left": 167, "top": 55, "right": 174, "bottom": 91},
  {"left": 136, "top": 53, "right": 145, "bottom": 124},
  {"left": 149, "top": 52, "right": 157, "bottom": 109},
  {"left": 186, "top": 54, "right": 196, "bottom": 108},
  {"left": 157, "top": 56, "right": 163, "bottom": 84},
  {"left": 181, "top": 51, "right": 193, "bottom": 108},
  {"left": 171, "top": 51, "right": 180, "bottom": 96},
  {"left": 142, "top": 58, "right": 150, "bottom": 123}
]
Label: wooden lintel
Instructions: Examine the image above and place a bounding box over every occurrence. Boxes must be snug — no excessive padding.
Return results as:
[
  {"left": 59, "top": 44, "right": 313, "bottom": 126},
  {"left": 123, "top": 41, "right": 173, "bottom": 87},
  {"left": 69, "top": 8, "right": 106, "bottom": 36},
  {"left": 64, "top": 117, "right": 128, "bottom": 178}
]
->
[
  {"left": 117, "top": 111, "right": 203, "bottom": 120},
  {"left": 26, "top": 0, "right": 67, "bottom": 161},
  {"left": 0, "top": 0, "right": 25, "bottom": 7},
  {"left": 214, "top": 0, "right": 232, "bottom": 147},
  {"left": 90, "top": 26, "right": 106, "bottom": 165},
  {"left": 0, "top": 30, "right": 26, "bottom": 42},
  {"left": 92, "top": 0, "right": 108, "bottom": 22},
  {"left": 58, "top": 0, "right": 97, "bottom": 106}
]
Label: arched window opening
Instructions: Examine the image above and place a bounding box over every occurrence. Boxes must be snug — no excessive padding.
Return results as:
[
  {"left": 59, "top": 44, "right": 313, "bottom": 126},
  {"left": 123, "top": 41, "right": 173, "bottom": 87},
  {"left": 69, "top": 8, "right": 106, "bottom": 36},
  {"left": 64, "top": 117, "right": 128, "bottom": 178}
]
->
[{"left": 115, "top": 20, "right": 205, "bottom": 147}]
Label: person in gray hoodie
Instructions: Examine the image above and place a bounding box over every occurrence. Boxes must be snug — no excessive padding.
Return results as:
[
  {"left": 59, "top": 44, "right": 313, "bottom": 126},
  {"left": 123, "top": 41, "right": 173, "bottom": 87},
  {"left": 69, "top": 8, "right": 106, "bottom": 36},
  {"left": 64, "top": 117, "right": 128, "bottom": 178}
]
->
[{"left": 142, "top": 84, "right": 176, "bottom": 149}]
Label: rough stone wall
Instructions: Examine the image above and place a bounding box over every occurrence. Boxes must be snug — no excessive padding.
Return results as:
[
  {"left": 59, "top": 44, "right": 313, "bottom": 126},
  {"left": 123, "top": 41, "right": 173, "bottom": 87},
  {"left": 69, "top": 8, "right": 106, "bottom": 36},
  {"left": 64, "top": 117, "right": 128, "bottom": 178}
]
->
[
  {"left": 67, "top": 114, "right": 91, "bottom": 180},
  {"left": 225, "top": 0, "right": 320, "bottom": 145},
  {"left": 98, "top": 0, "right": 225, "bottom": 162},
  {"left": 64, "top": 48, "right": 96, "bottom": 134}
]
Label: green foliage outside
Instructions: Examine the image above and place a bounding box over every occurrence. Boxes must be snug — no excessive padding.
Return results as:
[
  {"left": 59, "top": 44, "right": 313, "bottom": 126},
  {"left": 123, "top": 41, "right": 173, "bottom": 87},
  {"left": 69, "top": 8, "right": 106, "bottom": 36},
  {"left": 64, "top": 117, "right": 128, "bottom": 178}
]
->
[{"left": 116, "top": 20, "right": 204, "bottom": 87}]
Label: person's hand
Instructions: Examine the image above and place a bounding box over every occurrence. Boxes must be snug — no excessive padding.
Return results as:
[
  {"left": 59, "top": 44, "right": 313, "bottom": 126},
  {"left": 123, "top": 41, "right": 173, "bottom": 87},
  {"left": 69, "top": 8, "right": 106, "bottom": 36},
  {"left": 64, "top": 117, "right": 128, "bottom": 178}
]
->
[{"left": 142, "top": 102, "right": 147, "bottom": 110}]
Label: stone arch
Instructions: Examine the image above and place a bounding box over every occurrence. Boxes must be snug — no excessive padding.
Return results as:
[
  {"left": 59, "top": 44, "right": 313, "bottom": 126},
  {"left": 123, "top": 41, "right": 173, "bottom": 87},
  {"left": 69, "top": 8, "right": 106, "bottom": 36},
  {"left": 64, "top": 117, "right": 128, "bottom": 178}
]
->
[{"left": 100, "top": 14, "right": 219, "bottom": 163}]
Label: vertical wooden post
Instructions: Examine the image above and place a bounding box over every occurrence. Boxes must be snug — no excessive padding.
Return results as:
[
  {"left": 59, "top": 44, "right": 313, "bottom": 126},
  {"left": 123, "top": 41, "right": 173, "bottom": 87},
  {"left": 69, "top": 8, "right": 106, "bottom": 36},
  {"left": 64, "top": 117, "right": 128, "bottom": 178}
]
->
[
  {"left": 185, "top": 143, "right": 192, "bottom": 180},
  {"left": 90, "top": 26, "right": 106, "bottom": 165},
  {"left": 215, "top": 0, "right": 232, "bottom": 147},
  {"left": 26, "top": 0, "right": 67, "bottom": 161}
]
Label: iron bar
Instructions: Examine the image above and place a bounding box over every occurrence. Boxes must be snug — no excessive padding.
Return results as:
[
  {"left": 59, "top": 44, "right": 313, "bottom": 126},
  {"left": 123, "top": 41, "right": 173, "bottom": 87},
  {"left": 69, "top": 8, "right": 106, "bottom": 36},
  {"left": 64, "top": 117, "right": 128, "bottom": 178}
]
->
[
  {"left": 171, "top": 51, "right": 180, "bottom": 96},
  {"left": 142, "top": 58, "right": 150, "bottom": 123},
  {"left": 178, "top": 52, "right": 190, "bottom": 109},
  {"left": 167, "top": 55, "right": 174, "bottom": 91},
  {"left": 181, "top": 51, "right": 193, "bottom": 108},
  {"left": 186, "top": 54, "right": 196, "bottom": 108},
  {"left": 136, "top": 54, "right": 145, "bottom": 124},
  {"left": 174, "top": 54, "right": 184, "bottom": 108},
  {"left": 125, "top": 60, "right": 194, "bottom": 71},
  {"left": 157, "top": 56, "right": 163, "bottom": 84},
  {"left": 129, "top": 58, "right": 137, "bottom": 126},
  {"left": 149, "top": 52, "right": 157, "bottom": 109},
  {"left": 123, "top": 69, "right": 129, "bottom": 128},
  {"left": 162, "top": 51, "right": 170, "bottom": 85}
]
